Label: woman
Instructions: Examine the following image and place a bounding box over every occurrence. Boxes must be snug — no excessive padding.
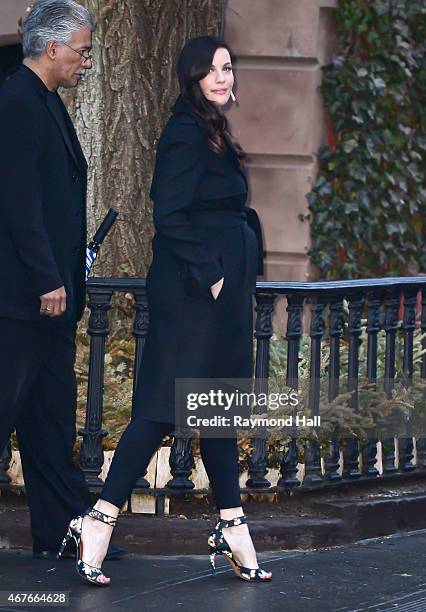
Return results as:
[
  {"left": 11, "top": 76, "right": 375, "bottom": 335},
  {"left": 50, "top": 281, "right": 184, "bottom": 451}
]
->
[{"left": 59, "top": 36, "right": 272, "bottom": 585}]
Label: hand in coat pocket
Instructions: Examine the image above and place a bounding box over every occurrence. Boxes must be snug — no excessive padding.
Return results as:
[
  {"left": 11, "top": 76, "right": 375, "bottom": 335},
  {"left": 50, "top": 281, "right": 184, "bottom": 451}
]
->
[{"left": 210, "top": 277, "right": 224, "bottom": 300}]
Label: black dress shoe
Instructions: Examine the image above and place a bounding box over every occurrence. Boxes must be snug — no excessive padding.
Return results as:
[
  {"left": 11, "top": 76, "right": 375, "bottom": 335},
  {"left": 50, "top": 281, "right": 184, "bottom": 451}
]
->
[{"left": 33, "top": 540, "right": 125, "bottom": 560}]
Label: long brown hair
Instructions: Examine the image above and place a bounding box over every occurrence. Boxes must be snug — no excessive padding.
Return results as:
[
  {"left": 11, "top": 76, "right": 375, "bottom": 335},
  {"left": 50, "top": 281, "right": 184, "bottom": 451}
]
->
[{"left": 176, "top": 36, "right": 245, "bottom": 165}]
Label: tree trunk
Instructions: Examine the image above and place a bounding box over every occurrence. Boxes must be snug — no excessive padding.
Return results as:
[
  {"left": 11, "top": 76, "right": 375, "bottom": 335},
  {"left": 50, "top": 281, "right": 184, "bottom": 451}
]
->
[{"left": 63, "top": 0, "right": 225, "bottom": 277}]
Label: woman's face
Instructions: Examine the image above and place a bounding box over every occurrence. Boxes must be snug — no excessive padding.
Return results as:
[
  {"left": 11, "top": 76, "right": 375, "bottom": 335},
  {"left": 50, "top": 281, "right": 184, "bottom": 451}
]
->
[{"left": 198, "top": 47, "right": 234, "bottom": 107}]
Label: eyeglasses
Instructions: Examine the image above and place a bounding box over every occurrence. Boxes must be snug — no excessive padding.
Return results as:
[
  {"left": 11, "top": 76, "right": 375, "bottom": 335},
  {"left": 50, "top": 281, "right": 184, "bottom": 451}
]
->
[{"left": 61, "top": 42, "right": 93, "bottom": 63}]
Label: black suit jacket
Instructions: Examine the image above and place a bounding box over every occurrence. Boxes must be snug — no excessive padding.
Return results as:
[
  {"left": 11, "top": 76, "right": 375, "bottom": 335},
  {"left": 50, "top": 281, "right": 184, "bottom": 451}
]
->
[{"left": 0, "top": 65, "right": 87, "bottom": 322}]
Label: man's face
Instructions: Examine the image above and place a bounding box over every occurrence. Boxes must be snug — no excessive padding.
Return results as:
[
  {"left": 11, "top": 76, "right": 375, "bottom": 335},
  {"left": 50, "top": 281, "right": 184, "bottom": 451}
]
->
[{"left": 52, "top": 27, "right": 93, "bottom": 89}]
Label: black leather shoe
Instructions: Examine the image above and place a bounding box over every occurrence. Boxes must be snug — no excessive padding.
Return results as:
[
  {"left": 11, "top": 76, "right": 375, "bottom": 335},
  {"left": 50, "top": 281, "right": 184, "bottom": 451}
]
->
[{"left": 33, "top": 541, "right": 125, "bottom": 561}]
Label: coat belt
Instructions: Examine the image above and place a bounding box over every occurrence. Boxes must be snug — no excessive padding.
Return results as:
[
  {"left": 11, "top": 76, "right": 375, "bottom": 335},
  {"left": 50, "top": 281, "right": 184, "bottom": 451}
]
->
[
  {"left": 189, "top": 210, "right": 246, "bottom": 227},
  {"left": 189, "top": 210, "right": 250, "bottom": 290}
]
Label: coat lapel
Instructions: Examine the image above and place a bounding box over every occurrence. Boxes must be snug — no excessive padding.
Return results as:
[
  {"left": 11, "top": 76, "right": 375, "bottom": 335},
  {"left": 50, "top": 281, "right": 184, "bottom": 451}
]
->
[
  {"left": 45, "top": 93, "right": 87, "bottom": 172},
  {"left": 171, "top": 95, "right": 248, "bottom": 192},
  {"left": 61, "top": 100, "right": 88, "bottom": 172},
  {"left": 223, "top": 132, "right": 248, "bottom": 191}
]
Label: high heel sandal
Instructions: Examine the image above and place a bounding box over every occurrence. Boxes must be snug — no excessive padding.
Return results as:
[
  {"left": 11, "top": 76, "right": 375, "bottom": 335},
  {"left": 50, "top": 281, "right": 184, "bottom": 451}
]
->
[
  {"left": 207, "top": 515, "right": 272, "bottom": 582},
  {"left": 57, "top": 507, "right": 117, "bottom": 586}
]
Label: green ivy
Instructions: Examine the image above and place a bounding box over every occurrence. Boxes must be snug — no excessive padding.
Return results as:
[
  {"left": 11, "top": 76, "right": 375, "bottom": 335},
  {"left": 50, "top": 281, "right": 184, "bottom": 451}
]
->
[{"left": 305, "top": 0, "right": 426, "bottom": 279}]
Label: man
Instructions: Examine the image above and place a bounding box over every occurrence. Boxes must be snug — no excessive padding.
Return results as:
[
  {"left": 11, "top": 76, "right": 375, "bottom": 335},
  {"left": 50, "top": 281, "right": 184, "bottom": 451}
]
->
[{"left": 0, "top": 0, "right": 121, "bottom": 560}]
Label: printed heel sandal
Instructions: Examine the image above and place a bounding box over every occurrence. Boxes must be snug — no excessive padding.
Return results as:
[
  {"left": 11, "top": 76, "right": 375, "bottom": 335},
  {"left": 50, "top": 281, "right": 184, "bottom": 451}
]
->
[
  {"left": 207, "top": 515, "right": 272, "bottom": 582},
  {"left": 58, "top": 507, "right": 117, "bottom": 586}
]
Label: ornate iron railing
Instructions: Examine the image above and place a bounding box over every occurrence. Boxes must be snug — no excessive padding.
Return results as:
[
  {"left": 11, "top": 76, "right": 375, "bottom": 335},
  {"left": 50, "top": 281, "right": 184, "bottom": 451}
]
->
[{"left": 1, "top": 276, "right": 426, "bottom": 513}]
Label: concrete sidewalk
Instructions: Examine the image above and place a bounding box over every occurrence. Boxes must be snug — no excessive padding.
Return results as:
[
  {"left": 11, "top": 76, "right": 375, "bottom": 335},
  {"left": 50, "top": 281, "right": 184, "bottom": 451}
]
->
[{"left": 1, "top": 530, "right": 426, "bottom": 611}]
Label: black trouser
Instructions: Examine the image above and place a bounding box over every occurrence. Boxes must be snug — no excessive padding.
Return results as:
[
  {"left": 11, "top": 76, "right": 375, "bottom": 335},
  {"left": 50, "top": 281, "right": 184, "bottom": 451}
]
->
[
  {"left": 0, "top": 319, "right": 90, "bottom": 552},
  {"left": 101, "top": 417, "right": 242, "bottom": 509}
]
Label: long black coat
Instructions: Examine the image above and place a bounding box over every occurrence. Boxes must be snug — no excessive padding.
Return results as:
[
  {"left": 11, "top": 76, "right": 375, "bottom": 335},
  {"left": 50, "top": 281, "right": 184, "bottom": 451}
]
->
[
  {"left": 134, "top": 96, "right": 264, "bottom": 424},
  {"left": 0, "top": 65, "right": 87, "bottom": 322}
]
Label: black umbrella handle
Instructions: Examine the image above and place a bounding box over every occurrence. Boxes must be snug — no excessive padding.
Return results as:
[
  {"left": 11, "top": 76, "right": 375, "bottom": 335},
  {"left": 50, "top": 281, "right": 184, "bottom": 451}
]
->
[{"left": 90, "top": 208, "right": 119, "bottom": 252}]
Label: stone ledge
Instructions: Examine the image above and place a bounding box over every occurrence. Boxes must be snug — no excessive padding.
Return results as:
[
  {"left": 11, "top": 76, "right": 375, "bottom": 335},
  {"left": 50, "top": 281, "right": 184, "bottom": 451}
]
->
[
  {"left": 2, "top": 487, "right": 426, "bottom": 555},
  {"left": 313, "top": 494, "right": 426, "bottom": 540}
]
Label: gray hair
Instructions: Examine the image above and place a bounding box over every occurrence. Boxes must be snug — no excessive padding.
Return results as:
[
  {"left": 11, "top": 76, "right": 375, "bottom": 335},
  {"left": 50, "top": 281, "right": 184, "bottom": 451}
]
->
[{"left": 22, "top": 0, "right": 96, "bottom": 59}]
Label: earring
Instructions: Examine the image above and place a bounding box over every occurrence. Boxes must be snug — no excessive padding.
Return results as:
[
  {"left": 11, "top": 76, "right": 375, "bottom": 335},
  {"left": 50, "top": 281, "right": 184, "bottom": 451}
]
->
[{"left": 230, "top": 90, "right": 237, "bottom": 103}]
